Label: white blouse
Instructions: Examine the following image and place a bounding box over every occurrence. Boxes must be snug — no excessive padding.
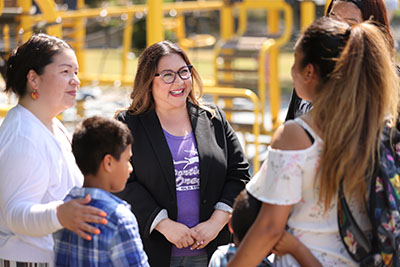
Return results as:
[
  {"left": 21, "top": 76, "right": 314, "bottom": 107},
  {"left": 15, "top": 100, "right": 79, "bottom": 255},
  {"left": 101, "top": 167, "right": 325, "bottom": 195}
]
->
[
  {"left": 0, "top": 105, "right": 83, "bottom": 263},
  {"left": 247, "top": 118, "right": 369, "bottom": 266}
]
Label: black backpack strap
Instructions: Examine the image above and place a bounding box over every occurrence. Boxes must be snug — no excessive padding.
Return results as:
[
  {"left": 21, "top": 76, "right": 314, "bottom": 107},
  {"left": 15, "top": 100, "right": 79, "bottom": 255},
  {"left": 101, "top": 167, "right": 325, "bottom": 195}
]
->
[{"left": 338, "top": 179, "right": 373, "bottom": 263}]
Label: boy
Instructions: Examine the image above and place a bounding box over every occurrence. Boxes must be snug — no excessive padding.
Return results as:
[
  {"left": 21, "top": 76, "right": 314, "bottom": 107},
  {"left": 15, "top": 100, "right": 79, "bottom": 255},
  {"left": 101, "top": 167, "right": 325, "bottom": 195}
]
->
[
  {"left": 209, "top": 189, "right": 321, "bottom": 267},
  {"left": 53, "top": 116, "right": 149, "bottom": 267}
]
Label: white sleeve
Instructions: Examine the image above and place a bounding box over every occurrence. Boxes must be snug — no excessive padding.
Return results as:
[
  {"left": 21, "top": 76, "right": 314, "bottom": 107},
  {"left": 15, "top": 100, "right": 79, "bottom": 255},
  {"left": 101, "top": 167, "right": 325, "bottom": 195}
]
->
[
  {"left": 149, "top": 209, "right": 168, "bottom": 234},
  {"left": 246, "top": 147, "right": 305, "bottom": 205},
  {"left": 0, "top": 137, "right": 63, "bottom": 237},
  {"left": 214, "top": 202, "right": 233, "bottom": 213}
]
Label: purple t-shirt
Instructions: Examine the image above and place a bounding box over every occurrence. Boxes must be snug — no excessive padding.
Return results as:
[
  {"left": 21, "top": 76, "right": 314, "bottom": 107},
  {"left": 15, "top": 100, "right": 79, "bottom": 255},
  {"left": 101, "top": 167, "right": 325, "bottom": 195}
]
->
[{"left": 163, "top": 130, "right": 206, "bottom": 257}]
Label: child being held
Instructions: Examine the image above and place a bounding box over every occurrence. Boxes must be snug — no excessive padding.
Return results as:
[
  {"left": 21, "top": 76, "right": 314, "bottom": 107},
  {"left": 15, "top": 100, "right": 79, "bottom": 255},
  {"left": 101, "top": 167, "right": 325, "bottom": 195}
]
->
[
  {"left": 209, "top": 189, "right": 321, "bottom": 267},
  {"left": 53, "top": 116, "right": 149, "bottom": 267}
]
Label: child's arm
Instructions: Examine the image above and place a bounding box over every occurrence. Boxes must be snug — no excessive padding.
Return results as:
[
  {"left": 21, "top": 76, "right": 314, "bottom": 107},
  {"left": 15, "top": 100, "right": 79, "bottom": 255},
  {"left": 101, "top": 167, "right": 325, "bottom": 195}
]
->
[
  {"left": 227, "top": 203, "right": 292, "bottom": 267},
  {"left": 272, "top": 231, "right": 322, "bottom": 267}
]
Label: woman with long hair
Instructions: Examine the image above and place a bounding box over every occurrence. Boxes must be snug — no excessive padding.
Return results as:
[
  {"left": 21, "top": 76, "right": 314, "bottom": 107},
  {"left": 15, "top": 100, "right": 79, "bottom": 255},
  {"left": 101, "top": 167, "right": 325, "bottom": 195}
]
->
[
  {"left": 227, "top": 17, "right": 399, "bottom": 266},
  {"left": 115, "top": 41, "right": 250, "bottom": 266}
]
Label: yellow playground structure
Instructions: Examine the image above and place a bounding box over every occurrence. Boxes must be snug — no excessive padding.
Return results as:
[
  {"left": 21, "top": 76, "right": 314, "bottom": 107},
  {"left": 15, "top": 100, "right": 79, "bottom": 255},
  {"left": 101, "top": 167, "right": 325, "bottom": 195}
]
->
[{"left": 0, "top": 0, "right": 318, "bottom": 171}]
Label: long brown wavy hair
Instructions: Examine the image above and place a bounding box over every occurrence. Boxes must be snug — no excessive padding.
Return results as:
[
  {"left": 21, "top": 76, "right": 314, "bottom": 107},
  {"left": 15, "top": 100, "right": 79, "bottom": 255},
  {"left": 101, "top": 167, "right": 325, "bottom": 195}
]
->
[
  {"left": 128, "top": 41, "right": 212, "bottom": 115},
  {"left": 298, "top": 17, "right": 399, "bottom": 209}
]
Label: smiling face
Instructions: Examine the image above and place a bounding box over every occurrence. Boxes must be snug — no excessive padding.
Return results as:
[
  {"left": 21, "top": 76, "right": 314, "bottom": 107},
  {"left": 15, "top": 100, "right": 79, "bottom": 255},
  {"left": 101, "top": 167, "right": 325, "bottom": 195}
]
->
[
  {"left": 152, "top": 53, "right": 192, "bottom": 111},
  {"left": 328, "top": 1, "right": 363, "bottom": 25},
  {"left": 35, "top": 49, "right": 80, "bottom": 115}
]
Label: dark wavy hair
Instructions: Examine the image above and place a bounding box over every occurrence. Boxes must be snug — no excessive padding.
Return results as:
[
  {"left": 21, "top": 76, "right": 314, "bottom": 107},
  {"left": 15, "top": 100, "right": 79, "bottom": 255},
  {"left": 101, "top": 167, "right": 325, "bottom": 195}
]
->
[
  {"left": 4, "top": 33, "right": 71, "bottom": 97},
  {"left": 326, "top": 0, "right": 393, "bottom": 47}
]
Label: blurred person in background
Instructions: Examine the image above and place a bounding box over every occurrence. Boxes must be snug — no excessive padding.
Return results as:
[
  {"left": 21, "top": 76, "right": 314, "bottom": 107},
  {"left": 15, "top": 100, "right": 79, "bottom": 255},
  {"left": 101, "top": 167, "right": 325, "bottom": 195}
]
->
[{"left": 286, "top": 0, "right": 394, "bottom": 121}]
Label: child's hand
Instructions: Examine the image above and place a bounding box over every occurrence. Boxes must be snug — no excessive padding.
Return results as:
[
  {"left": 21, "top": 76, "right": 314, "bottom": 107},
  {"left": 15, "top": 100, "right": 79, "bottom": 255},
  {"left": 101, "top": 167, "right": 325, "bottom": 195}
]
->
[
  {"left": 272, "top": 231, "right": 322, "bottom": 267},
  {"left": 271, "top": 231, "right": 299, "bottom": 256}
]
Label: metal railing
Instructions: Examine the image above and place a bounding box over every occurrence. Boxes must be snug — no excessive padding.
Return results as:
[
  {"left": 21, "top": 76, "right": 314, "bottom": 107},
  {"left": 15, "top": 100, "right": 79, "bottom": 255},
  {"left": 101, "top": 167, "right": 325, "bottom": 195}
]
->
[
  {"left": 213, "top": 0, "right": 292, "bottom": 133},
  {"left": 204, "top": 86, "right": 262, "bottom": 172}
]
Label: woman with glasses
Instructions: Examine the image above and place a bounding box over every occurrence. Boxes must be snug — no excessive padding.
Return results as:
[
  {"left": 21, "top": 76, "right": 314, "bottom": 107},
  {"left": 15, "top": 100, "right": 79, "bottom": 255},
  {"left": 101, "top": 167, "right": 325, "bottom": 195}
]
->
[
  {"left": 115, "top": 40, "right": 250, "bottom": 267},
  {"left": 285, "top": 0, "right": 393, "bottom": 121}
]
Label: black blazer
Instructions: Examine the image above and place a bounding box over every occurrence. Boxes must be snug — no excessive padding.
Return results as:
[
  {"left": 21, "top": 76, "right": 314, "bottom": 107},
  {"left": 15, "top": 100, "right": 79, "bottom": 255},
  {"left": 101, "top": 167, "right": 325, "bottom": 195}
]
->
[{"left": 115, "top": 102, "right": 250, "bottom": 267}]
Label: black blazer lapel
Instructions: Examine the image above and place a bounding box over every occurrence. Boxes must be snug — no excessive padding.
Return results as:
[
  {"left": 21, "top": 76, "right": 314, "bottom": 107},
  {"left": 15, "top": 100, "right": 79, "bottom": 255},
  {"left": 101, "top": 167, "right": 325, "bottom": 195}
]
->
[
  {"left": 188, "top": 103, "right": 212, "bottom": 198},
  {"left": 139, "top": 110, "right": 176, "bottom": 200}
]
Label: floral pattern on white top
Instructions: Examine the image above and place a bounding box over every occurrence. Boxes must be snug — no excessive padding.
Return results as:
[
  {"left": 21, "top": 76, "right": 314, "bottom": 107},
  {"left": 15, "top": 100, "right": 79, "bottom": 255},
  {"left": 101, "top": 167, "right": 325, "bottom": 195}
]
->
[{"left": 246, "top": 118, "right": 369, "bottom": 267}]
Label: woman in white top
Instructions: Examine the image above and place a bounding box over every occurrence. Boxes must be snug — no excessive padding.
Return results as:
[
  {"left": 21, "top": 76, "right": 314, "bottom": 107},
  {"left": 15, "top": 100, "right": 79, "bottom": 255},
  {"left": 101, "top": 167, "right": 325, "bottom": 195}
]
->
[
  {"left": 0, "top": 34, "right": 107, "bottom": 266},
  {"left": 227, "top": 18, "right": 399, "bottom": 266}
]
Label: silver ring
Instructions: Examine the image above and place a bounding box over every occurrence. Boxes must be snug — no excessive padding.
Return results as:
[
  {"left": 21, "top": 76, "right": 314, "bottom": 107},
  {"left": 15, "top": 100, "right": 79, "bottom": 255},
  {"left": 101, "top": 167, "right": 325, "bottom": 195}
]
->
[{"left": 196, "top": 241, "right": 200, "bottom": 246}]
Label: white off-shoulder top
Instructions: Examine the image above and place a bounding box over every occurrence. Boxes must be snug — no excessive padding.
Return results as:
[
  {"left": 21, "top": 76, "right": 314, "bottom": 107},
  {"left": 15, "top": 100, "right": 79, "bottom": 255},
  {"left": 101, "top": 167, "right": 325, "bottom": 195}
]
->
[{"left": 247, "top": 118, "right": 369, "bottom": 266}]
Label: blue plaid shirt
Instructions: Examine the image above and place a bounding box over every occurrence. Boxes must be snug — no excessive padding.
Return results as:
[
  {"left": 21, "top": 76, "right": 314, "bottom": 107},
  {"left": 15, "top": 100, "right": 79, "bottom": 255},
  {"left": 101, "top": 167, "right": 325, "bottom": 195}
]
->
[
  {"left": 209, "top": 243, "right": 272, "bottom": 267},
  {"left": 53, "top": 187, "right": 149, "bottom": 267}
]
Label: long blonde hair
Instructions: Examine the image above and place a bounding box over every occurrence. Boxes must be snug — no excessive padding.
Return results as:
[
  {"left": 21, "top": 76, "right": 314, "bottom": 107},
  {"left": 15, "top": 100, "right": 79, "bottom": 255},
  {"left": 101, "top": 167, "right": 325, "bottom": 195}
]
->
[
  {"left": 299, "top": 17, "right": 399, "bottom": 209},
  {"left": 128, "top": 41, "right": 212, "bottom": 115}
]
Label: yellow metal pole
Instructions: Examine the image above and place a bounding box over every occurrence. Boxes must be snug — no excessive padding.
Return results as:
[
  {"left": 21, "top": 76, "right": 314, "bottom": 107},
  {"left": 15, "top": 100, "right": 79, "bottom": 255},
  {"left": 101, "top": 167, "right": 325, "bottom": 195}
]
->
[
  {"left": 220, "top": 0, "right": 233, "bottom": 41},
  {"left": 259, "top": 39, "right": 275, "bottom": 126},
  {"left": 220, "top": 0, "right": 234, "bottom": 121},
  {"left": 77, "top": 0, "right": 84, "bottom": 8},
  {"left": 237, "top": 3, "right": 247, "bottom": 37},
  {"left": 122, "top": 14, "right": 134, "bottom": 79},
  {"left": 3, "top": 25, "right": 9, "bottom": 51},
  {"left": 34, "top": 0, "right": 62, "bottom": 37},
  {"left": 73, "top": 19, "right": 86, "bottom": 76},
  {"left": 19, "top": 0, "right": 34, "bottom": 41},
  {"left": 325, "top": 0, "right": 332, "bottom": 13},
  {"left": 269, "top": 45, "right": 281, "bottom": 129},
  {"left": 176, "top": 13, "right": 186, "bottom": 48},
  {"left": 300, "top": 0, "right": 315, "bottom": 32},
  {"left": 147, "top": 0, "right": 164, "bottom": 46},
  {"left": 73, "top": 0, "right": 86, "bottom": 77},
  {"left": 203, "top": 87, "right": 261, "bottom": 172},
  {"left": 0, "top": 0, "right": 3, "bottom": 15},
  {"left": 267, "top": 7, "right": 280, "bottom": 131},
  {"left": 267, "top": 9, "right": 279, "bottom": 34}
]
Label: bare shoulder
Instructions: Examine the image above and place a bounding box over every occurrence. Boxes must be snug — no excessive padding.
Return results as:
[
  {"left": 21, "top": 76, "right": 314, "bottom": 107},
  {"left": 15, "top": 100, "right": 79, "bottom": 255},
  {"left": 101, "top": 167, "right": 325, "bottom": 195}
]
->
[{"left": 271, "top": 120, "right": 313, "bottom": 151}]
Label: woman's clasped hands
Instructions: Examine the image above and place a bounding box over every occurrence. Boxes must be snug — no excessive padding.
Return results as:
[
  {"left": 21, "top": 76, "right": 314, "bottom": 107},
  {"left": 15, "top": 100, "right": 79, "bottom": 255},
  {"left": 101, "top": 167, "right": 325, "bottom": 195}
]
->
[
  {"left": 155, "top": 218, "right": 224, "bottom": 250},
  {"left": 155, "top": 210, "right": 230, "bottom": 250}
]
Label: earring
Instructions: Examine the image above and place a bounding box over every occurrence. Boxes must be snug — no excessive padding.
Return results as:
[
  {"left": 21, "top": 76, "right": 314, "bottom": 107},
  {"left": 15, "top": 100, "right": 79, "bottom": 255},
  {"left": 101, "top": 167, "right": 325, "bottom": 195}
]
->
[{"left": 30, "top": 89, "right": 39, "bottom": 100}]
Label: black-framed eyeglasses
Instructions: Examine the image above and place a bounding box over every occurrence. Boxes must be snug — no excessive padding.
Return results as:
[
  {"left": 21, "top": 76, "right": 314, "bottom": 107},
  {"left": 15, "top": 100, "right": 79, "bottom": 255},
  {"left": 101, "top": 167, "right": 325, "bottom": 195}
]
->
[{"left": 155, "top": 65, "right": 193, "bottom": 84}]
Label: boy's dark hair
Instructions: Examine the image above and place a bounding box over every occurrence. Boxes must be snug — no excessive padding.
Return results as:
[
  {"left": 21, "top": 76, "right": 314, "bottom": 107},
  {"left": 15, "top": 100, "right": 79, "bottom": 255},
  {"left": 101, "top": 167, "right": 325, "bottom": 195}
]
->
[
  {"left": 231, "top": 189, "right": 262, "bottom": 242},
  {"left": 72, "top": 116, "right": 133, "bottom": 176}
]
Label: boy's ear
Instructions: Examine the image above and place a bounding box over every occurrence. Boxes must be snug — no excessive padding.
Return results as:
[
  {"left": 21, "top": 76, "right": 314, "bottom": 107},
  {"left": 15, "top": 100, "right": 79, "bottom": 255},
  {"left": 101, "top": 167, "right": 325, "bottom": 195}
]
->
[
  {"left": 102, "top": 154, "right": 113, "bottom": 173},
  {"left": 228, "top": 218, "right": 234, "bottom": 234}
]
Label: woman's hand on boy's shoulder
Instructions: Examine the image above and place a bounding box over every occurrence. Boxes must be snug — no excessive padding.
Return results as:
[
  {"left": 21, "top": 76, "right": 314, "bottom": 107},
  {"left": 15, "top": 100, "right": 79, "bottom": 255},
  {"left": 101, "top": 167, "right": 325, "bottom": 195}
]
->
[{"left": 57, "top": 194, "right": 108, "bottom": 240}]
